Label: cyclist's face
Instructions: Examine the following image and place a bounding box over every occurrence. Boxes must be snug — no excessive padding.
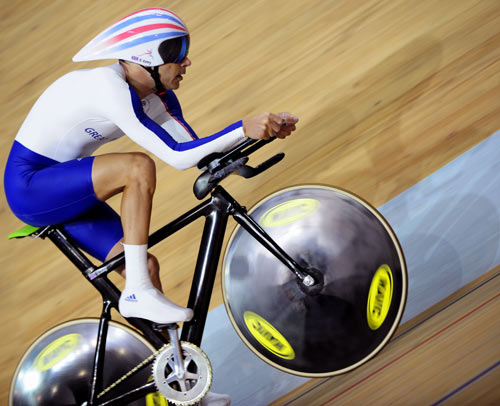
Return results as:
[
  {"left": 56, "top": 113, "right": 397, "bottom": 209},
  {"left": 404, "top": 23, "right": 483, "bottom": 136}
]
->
[{"left": 158, "top": 57, "right": 192, "bottom": 90}]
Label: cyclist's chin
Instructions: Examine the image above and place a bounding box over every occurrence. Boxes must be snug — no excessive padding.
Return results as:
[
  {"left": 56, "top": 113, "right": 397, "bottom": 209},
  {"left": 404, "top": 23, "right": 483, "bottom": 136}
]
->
[{"left": 163, "top": 77, "right": 183, "bottom": 91}]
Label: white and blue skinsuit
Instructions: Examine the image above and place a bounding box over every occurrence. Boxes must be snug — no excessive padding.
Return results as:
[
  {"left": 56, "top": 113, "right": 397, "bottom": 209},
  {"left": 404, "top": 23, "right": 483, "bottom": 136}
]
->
[{"left": 4, "top": 63, "right": 246, "bottom": 261}]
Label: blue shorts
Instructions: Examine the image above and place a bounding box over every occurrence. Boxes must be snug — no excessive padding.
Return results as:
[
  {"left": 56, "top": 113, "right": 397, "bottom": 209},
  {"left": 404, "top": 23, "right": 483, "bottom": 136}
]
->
[{"left": 4, "top": 141, "right": 123, "bottom": 261}]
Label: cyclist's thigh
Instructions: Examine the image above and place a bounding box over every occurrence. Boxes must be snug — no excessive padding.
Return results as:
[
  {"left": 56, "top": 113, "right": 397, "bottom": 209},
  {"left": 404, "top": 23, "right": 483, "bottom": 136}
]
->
[
  {"left": 5, "top": 144, "right": 100, "bottom": 226},
  {"left": 5, "top": 142, "right": 123, "bottom": 261},
  {"left": 62, "top": 202, "right": 124, "bottom": 262}
]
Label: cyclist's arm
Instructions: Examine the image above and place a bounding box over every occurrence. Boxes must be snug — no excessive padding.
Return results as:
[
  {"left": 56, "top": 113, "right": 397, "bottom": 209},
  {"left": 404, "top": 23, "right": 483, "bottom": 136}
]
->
[{"left": 98, "top": 73, "right": 246, "bottom": 170}]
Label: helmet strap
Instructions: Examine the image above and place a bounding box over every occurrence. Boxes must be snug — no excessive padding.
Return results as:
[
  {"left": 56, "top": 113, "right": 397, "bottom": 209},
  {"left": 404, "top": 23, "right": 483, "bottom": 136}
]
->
[{"left": 144, "top": 66, "right": 166, "bottom": 95}]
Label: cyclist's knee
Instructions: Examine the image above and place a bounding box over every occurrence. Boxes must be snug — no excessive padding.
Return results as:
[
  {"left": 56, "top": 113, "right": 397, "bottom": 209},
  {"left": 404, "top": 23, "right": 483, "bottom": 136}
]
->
[{"left": 127, "top": 152, "right": 156, "bottom": 192}]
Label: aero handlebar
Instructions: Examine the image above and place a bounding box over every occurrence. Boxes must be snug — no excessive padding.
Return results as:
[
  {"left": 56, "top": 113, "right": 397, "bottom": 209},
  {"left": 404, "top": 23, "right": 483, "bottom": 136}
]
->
[{"left": 193, "top": 138, "right": 285, "bottom": 199}]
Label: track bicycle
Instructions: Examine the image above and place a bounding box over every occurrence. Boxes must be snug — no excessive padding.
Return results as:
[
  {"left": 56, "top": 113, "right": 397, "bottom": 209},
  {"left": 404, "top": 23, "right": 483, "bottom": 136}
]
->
[{"left": 9, "top": 137, "right": 407, "bottom": 405}]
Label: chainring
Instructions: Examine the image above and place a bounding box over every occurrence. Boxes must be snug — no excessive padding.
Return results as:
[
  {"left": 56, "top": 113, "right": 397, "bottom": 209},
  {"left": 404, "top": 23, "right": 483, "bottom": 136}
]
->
[{"left": 152, "top": 341, "right": 212, "bottom": 406}]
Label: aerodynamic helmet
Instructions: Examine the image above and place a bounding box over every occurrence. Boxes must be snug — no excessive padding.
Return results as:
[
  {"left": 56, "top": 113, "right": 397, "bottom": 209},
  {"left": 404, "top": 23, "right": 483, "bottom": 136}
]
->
[{"left": 73, "top": 8, "right": 190, "bottom": 67}]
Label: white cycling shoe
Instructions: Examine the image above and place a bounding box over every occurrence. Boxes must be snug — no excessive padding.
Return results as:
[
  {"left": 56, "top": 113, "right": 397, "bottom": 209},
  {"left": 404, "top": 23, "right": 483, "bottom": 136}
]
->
[
  {"left": 118, "top": 287, "right": 193, "bottom": 323},
  {"left": 199, "top": 392, "right": 231, "bottom": 406}
]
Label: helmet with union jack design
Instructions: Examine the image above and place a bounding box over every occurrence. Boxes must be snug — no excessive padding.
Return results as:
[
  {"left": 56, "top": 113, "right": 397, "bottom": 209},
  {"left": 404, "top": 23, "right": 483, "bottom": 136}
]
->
[{"left": 73, "top": 8, "right": 189, "bottom": 67}]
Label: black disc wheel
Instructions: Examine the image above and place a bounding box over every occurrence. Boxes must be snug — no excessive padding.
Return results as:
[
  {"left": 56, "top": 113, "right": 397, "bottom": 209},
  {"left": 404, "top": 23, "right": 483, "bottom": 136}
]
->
[{"left": 222, "top": 185, "right": 407, "bottom": 377}]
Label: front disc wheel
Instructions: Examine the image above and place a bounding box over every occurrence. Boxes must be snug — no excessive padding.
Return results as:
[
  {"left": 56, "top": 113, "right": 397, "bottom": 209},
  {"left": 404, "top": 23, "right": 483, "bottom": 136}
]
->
[{"left": 222, "top": 185, "right": 408, "bottom": 377}]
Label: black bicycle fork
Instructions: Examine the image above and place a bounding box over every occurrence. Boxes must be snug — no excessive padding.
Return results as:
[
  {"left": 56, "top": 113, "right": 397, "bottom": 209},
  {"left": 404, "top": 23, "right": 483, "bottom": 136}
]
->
[{"left": 45, "top": 185, "right": 311, "bottom": 405}]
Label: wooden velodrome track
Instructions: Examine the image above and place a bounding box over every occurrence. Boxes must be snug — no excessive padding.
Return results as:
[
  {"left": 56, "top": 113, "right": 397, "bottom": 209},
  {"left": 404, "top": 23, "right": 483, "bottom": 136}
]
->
[{"left": 1, "top": 0, "right": 499, "bottom": 404}]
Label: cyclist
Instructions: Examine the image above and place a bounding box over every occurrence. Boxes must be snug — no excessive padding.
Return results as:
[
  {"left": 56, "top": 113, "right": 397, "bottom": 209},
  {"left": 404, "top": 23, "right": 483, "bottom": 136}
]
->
[
  {"left": 4, "top": 9, "right": 297, "bottom": 403},
  {"left": 5, "top": 7, "right": 297, "bottom": 321}
]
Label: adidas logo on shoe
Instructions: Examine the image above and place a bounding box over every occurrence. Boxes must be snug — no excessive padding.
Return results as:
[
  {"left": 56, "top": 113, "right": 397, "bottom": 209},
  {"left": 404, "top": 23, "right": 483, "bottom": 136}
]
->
[{"left": 124, "top": 293, "right": 138, "bottom": 302}]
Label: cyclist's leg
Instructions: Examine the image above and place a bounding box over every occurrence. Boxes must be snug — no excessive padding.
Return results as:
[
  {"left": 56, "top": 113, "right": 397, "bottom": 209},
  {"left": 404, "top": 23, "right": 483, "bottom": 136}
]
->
[
  {"left": 61, "top": 201, "right": 124, "bottom": 262},
  {"left": 106, "top": 239, "right": 163, "bottom": 292},
  {"left": 62, "top": 204, "right": 163, "bottom": 290},
  {"left": 4, "top": 144, "right": 101, "bottom": 227},
  {"left": 92, "top": 152, "right": 154, "bottom": 245},
  {"left": 91, "top": 152, "right": 193, "bottom": 323}
]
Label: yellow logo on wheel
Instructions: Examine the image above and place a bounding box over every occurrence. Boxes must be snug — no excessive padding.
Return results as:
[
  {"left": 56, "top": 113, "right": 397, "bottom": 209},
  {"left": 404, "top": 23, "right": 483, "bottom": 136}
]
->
[
  {"left": 259, "top": 198, "right": 320, "bottom": 228},
  {"left": 244, "top": 311, "right": 295, "bottom": 360},
  {"left": 367, "top": 265, "right": 393, "bottom": 330},
  {"left": 35, "top": 333, "right": 81, "bottom": 371}
]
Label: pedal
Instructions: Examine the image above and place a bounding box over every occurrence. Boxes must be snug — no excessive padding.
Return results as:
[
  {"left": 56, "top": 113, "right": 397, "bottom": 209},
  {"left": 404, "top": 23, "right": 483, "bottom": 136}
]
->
[{"left": 152, "top": 322, "right": 178, "bottom": 332}]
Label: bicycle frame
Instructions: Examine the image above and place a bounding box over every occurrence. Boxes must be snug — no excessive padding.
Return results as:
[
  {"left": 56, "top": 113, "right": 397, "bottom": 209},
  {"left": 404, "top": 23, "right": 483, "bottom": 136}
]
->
[{"left": 43, "top": 184, "right": 309, "bottom": 405}]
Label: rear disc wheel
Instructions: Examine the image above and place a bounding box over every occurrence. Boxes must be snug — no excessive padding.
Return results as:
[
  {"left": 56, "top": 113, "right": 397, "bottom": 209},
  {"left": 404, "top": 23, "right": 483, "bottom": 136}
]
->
[{"left": 9, "top": 318, "right": 159, "bottom": 405}]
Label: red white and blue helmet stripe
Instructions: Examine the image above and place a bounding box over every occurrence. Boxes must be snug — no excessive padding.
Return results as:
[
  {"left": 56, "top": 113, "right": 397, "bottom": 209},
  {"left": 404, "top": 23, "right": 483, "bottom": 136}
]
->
[{"left": 73, "top": 8, "right": 189, "bottom": 66}]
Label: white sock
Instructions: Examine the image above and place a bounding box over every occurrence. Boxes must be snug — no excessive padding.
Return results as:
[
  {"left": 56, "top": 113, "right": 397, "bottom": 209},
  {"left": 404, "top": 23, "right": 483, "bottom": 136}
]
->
[
  {"left": 123, "top": 244, "right": 153, "bottom": 290},
  {"left": 119, "top": 243, "right": 193, "bottom": 323}
]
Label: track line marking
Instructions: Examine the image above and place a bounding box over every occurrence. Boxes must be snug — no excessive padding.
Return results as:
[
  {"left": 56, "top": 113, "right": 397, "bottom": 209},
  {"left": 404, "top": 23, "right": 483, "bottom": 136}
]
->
[
  {"left": 320, "top": 292, "right": 500, "bottom": 406},
  {"left": 431, "top": 360, "right": 500, "bottom": 405}
]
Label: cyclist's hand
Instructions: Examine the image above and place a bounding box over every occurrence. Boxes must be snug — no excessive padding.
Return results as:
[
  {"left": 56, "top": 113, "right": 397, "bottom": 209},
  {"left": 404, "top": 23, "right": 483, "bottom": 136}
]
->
[
  {"left": 242, "top": 112, "right": 298, "bottom": 140},
  {"left": 276, "top": 112, "right": 298, "bottom": 139}
]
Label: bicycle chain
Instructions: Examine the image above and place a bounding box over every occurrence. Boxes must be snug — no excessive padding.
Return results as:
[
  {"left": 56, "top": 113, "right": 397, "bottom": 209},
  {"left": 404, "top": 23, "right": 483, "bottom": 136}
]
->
[{"left": 97, "top": 344, "right": 168, "bottom": 399}]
